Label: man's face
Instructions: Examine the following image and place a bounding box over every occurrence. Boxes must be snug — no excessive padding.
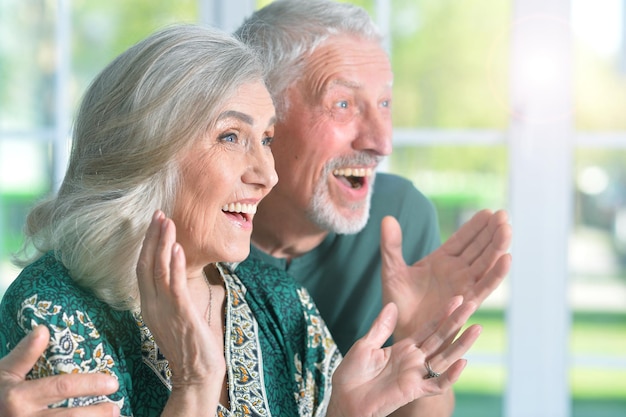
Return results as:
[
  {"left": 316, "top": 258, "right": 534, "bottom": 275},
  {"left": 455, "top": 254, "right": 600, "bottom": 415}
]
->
[{"left": 271, "top": 35, "right": 393, "bottom": 234}]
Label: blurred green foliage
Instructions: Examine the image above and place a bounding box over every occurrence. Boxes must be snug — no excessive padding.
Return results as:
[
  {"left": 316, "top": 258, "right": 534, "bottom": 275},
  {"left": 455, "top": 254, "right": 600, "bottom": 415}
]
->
[
  {"left": 389, "top": 144, "right": 508, "bottom": 239},
  {"left": 454, "top": 309, "right": 626, "bottom": 416},
  {"left": 390, "top": 0, "right": 511, "bottom": 128},
  {"left": 71, "top": 0, "right": 198, "bottom": 111}
]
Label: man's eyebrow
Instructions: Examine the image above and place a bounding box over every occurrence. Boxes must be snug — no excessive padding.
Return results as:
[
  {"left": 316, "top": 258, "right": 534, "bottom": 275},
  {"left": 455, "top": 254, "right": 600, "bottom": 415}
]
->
[
  {"left": 329, "top": 79, "right": 361, "bottom": 89},
  {"left": 327, "top": 78, "right": 393, "bottom": 91},
  {"left": 217, "top": 110, "right": 254, "bottom": 125}
]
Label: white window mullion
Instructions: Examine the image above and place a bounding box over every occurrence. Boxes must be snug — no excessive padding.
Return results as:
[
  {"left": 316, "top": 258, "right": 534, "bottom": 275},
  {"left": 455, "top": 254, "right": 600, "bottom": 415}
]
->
[
  {"left": 506, "top": 0, "right": 573, "bottom": 416},
  {"left": 393, "top": 128, "right": 506, "bottom": 146}
]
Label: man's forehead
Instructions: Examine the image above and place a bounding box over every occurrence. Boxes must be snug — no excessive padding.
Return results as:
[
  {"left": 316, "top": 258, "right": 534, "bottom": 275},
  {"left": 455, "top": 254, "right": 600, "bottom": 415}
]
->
[{"left": 300, "top": 37, "right": 393, "bottom": 97}]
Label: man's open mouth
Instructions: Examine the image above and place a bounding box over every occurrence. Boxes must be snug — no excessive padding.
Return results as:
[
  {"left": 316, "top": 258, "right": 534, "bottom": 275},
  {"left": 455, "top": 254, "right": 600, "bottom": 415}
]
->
[{"left": 333, "top": 167, "right": 373, "bottom": 189}]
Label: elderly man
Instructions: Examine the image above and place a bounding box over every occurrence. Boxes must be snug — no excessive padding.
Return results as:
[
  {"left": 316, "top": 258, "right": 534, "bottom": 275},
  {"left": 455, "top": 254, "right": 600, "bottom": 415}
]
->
[
  {"left": 0, "top": 1, "right": 511, "bottom": 416},
  {"left": 236, "top": 1, "right": 511, "bottom": 415}
]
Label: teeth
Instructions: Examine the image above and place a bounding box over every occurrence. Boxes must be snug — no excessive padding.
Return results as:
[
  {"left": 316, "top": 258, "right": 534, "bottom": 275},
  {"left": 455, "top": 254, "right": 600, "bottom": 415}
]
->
[
  {"left": 221, "top": 203, "right": 258, "bottom": 214},
  {"left": 332, "top": 167, "right": 373, "bottom": 177}
]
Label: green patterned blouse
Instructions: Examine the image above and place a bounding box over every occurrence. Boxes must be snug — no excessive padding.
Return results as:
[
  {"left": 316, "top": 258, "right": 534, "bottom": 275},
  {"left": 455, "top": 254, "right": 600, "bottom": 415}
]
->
[{"left": 0, "top": 253, "right": 341, "bottom": 417}]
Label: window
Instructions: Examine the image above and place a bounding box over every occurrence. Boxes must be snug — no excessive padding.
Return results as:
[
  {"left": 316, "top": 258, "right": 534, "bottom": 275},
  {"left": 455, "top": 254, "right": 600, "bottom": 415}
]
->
[
  {"left": 1, "top": 1, "right": 624, "bottom": 416},
  {"left": 0, "top": 0, "right": 197, "bottom": 293}
]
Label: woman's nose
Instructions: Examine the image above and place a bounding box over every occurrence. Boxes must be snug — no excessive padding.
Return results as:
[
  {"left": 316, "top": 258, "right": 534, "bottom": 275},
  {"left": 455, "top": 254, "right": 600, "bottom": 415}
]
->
[{"left": 244, "top": 148, "right": 278, "bottom": 190}]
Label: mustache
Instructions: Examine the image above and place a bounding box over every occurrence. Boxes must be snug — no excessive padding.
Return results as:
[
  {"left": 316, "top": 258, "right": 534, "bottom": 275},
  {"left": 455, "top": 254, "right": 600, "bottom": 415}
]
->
[{"left": 325, "top": 153, "right": 382, "bottom": 172}]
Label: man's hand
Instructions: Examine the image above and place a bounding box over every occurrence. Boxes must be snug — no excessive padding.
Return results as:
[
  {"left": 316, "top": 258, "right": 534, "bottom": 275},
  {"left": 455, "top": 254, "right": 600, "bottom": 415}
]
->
[
  {"left": 0, "top": 325, "right": 120, "bottom": 417},
  {"left": 381, "top": 209, "right": 512, "bottom": 343}
]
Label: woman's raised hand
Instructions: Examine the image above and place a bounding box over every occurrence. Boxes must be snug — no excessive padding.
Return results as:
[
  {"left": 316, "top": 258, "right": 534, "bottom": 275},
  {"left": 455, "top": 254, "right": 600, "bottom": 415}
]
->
[{"left": 136, "top": 210, "right": 224, "bottom": 416}]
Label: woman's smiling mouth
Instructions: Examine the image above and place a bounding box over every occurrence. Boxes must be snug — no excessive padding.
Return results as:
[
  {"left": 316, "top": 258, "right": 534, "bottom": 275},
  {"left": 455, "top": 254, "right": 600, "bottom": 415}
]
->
[{"left": 222, "top": 202, "right": 258, "bottom": 222}]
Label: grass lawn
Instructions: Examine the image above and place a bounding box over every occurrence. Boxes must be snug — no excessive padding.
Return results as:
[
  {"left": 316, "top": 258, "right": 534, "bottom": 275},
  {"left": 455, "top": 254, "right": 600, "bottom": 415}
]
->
[{"left": 452, "top": 309, "right": 626, "bottom": 417}]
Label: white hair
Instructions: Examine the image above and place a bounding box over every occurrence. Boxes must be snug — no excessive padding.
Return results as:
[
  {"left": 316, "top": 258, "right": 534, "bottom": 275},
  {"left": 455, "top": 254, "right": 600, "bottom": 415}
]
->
[{"left": 15, "top": 24, "right": 265, "bottom": 311}]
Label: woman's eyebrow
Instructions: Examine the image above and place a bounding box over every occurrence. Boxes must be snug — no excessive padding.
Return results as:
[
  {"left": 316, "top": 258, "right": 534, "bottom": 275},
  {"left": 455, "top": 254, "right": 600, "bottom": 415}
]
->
[
  {"left": 217, "top": 110, "right": 254, "bottom": 125},
  {"left": 217, "top": 111, "right": 276, "bottom": 129}
]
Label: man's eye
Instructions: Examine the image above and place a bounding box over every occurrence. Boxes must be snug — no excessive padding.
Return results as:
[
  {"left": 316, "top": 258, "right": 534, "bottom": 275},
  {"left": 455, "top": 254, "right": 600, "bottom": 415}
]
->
[
  {"left": 262, "top": 136, "right": 274, "bottom": 146},
  {"left": 335, "top": 100, "right": 349, "bottom": 109},
  {"left": 219, "top": 133, "right": 237, "bottom": 143},
  {"left": 381, "top": 100, "right": 391, "bottom": 108}
]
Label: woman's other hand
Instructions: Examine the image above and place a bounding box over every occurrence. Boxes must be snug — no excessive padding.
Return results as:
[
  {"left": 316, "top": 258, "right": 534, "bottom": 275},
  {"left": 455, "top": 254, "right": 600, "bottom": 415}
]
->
[
  {"left": 0, "top": 325, "right": 120, "bottom": 417},
  {"left": 327, "top": 297, "right": 480, "bottom": 417}
]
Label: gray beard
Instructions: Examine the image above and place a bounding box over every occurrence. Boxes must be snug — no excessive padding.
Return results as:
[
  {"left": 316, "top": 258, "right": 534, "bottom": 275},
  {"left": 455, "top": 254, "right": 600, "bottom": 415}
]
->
[{"left": 307, "top": 167, "right": 376, "bottom": 235}]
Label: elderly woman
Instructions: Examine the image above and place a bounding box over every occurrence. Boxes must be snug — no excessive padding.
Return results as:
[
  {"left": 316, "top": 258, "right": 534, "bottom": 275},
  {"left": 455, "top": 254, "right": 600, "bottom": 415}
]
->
[{"left": 0, "top": 25, "right": 480, "bottom": 417}]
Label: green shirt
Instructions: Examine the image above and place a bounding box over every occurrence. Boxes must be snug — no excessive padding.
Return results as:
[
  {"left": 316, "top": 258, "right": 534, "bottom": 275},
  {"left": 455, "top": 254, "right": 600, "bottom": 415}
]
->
[
  {"left": 248, "top": 173, "right": 441, "bottom": 354},
  {"left": 0, "top": 253, "right": 340, "bottom": 417}
]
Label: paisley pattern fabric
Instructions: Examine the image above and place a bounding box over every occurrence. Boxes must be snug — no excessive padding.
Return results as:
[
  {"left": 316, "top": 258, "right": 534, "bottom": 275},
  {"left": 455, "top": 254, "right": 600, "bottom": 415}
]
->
[{"left": 0, "top": 253, "right": 340, "bottom": 417}]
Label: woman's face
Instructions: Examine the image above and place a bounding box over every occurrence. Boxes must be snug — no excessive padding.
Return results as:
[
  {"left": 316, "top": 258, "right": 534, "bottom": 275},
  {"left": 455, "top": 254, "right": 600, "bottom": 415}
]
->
[{"left": 173, "top": 81, "right": 278, "bottom": 267}]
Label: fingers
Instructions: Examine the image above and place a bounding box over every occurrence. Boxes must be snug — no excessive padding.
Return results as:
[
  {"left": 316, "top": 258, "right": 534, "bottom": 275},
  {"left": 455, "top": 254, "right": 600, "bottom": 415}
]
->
[
  {"left": 44, "top": 402, "right": 121, "bottom": 417},
  {"left": 0, "top": 325, "right": 50, "bottom": 378},
  {"left": 169, "top": 242, "right": 188, "bottom": 300},
  {"left": 430, "top": 358, "right": 468, "bottom": 387},
  {"left": 433, "top": 322, "right": 482, "bottom": 374},
  {"left": 137, "top": 210, "right": 183, "bottom": 300},
  {"left": 380, "top": 216, "right": 405, "bottom": 274},
  {"left": 0, "top": 327, "right": 120, "bottom": 416},
  {"left": 417, "top": 301, "right": 481, "bottom": 385},
  {"left": 0, "top": 328, "right": 119, "bottom": 415},
  {"left": 462, "top": 210, "right": 511, "bottom": 265},
  {"left": 443, "top": 295, "right": 464, "bottom": 317},
  {"left": 444, "top": 210, "right": 512, "bottom": 300},
  {"left": 441, "top": 209, "right": 493, "bottom": 256},
  {"left": 459, "top": 211, "right": 511, "bottom": 306},
  {"left": 444, "top": 209, "right": 510, "bottom": 261},
  {"left": 471, "top": 252, "right": 513, "bottom": 303},
  {"left": 424, "top": 321, "right": 478, "bottom": 387},
  {"left": 34, "top": 373, "right": 120, "bottom": 410},
  {"left": 361, "top": 302, "right": 398, "bottom": 348},
  {"left": 419, "top": 301, "right": 478, "bottom": 356},
  {"left": 136, "top": 210, "right": 195, "bottom": 339},
  {"left": 154, "top": 216, "right": 177, "bottom": 290},
  {"left": 137, "top": 210, "right": 166, "bottom": 300},
  {"left": 466, "top": 214, "right": 512, "bottom": 268}
]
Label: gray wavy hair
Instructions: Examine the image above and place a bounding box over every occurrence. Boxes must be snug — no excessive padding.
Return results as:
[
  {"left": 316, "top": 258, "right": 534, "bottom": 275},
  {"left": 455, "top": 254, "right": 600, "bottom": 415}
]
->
[
  {"left": 15, "top": 24, "right": 265, "bottom": 311},
  {"left": 234, "top": 0, "right": 383, "bottom": 119}
]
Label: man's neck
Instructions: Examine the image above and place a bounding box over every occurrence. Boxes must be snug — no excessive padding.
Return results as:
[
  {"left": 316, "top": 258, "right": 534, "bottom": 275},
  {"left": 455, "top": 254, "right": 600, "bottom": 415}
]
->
[
  {"left": 251, "top": 200, "right": 329, "bottom": 260},
  {"left": 251, "top": 223, "right": 328, "bottom": 260}
]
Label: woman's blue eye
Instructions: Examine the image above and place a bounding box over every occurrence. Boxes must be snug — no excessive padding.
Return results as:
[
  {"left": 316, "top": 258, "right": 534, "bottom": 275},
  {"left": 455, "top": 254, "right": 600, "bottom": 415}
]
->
[
  {"left": 262, "top": 136, "right": 274, "bottom": 146},
  {"left": 220, "top": 133, "right": 237, "bottom": 143},
  {"left": 336, "top": 100, "right": 349, "bottom": 109},
  {"left": 381, "top": 100, "right": 390, "bottom": 108}
]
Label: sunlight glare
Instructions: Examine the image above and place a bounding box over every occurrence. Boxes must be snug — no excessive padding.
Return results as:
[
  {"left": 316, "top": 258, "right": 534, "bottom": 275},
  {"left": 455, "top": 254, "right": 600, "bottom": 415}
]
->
[{"left": 571, "top": 0, "right": 623, "bottom": 57}]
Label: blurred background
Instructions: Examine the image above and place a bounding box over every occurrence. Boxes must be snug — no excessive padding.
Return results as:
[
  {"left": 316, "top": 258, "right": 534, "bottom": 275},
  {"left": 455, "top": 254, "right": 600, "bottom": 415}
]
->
[{"left": 0, "top": 0, "right": 624, "bottom": 416}]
